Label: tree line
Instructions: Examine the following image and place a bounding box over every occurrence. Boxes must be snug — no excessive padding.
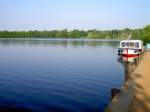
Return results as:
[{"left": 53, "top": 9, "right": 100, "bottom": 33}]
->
[{"left": 0, "top": 25, "right": 150, "bottom": 44}]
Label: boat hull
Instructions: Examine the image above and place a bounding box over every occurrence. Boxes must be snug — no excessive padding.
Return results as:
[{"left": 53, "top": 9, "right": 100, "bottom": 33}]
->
[
  {"left": 119, "top": 48, "right": 142, "bottom": 57},
  {"left": 122, "top": 54, "right": 139, "bottom": 57}
]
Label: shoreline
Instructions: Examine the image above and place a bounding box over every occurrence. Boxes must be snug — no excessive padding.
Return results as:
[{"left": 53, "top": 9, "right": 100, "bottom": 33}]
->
[{"left": 105, "top": 52, "right": 150, "bottom": 112}]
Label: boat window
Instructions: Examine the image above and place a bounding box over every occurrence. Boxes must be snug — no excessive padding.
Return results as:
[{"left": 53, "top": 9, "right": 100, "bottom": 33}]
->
[
  {"left": 129, "top": 42, "right": 134, "bottom": 47},
  {"left": 121, "top": 42, "right": 125, "bottom": 47},
  {"left": 135, "top": 42, "right": 139, "bottom": 48},
  {"left": 126, "top": 42, "right": 130, "bottom": 47},
  {"left": 126, "top": 42, "right": 134, "bottom": 48}
]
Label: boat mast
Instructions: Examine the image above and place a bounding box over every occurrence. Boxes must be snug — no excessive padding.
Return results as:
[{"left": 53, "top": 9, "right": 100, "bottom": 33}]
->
[{"left": 128, "top": 33, "right": 131, "bottom": 40}]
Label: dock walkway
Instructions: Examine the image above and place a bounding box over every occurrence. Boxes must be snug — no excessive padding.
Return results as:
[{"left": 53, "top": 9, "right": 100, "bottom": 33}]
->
[{"left": 106, "top": 52, "right": 150, "bottom": 112}]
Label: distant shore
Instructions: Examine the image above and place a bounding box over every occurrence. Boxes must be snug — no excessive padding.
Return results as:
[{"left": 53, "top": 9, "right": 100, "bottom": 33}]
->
[
  {"left": 105, "top": 52, "right": 150, "bottom": 112},
  {"left": 0, "top": 25, "right": 150, "bottom": 44}
]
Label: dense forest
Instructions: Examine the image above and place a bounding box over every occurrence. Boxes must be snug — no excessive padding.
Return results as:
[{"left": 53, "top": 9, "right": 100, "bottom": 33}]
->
[{"left": 0, "top": 25, "right": 150, "bottom": 44}]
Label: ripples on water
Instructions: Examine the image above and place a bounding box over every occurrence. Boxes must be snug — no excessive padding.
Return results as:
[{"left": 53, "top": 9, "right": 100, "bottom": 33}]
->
[{"left": 0, "top": 39, "right": 124, "bottom": 112}]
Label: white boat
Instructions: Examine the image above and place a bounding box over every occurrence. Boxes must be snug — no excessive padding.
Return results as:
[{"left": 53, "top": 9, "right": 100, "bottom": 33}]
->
[{"left": 118, "top": 40, "right": 144, "bottom": 57}]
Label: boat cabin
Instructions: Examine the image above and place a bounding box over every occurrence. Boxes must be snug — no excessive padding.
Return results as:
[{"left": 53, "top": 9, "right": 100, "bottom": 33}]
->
[{"left": 119, "top": 40, "right": 143, "bottom": 49}]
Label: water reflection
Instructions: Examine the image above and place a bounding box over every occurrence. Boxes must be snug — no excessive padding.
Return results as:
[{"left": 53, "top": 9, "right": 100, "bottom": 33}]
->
[
  {"left": 117, "top": 56, "right": 138, "bottom": 84},
  {"left": 118, "top": 56, "right": 139, "bottom": 65},
  {"left": 0, "top": 38, "right": 119, "bottom": 47}
]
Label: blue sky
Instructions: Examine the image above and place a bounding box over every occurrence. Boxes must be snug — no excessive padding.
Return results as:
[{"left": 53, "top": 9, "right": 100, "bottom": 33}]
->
[{"left": 0, "top": 0, "right": 150, "bottom": 31}]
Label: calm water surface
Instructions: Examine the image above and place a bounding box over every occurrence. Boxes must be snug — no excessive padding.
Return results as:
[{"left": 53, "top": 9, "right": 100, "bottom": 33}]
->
[{"left": 0, "top": 39, "right": 124, "bottom": 112}]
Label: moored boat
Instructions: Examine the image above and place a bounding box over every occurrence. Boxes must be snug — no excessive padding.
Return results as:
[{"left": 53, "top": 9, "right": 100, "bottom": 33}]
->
[{"left": 118, "top": 40, "right": 144, "bottom": 57}]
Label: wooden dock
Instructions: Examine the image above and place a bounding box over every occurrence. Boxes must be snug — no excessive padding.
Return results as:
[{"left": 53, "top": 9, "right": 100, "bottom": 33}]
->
[{"left": 105, "top": 52, "right": 150, "bottom": 112}]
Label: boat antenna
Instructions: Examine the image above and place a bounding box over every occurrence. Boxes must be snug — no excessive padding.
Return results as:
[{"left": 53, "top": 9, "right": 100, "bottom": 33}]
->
[{"left": 128, "top": 33, "right": 131, "bottom": 40}]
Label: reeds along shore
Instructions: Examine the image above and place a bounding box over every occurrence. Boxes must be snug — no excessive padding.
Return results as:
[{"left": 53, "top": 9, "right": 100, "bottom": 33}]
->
[{"left": 105, "top": 51, "right": 150, "bottom": 112}]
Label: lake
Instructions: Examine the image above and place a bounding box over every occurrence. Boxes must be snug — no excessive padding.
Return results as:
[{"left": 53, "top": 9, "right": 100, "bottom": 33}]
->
[{"left": 0, "top": 39, "right": 124, "bottom": 112}]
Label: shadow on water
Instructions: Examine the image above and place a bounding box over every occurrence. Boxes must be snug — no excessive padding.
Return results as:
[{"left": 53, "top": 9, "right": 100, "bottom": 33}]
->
[
  {"left": 0, "top": 106, "right": 69, "bottom": 112},
  {"left": 0, "top": 107, "right": 32, "bottom": 112}
]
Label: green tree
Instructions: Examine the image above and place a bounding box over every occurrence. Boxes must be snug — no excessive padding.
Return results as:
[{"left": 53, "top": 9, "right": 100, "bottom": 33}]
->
[{"left": 141, "top": 25, "right": 150, "bottom": 44}]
